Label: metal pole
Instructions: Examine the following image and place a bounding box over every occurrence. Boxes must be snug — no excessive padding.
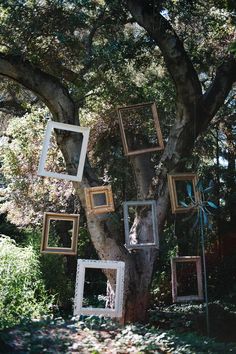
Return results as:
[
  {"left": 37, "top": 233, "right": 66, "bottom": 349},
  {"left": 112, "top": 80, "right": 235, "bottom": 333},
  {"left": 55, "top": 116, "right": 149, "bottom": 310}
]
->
[{"left": 199, "top": 209, "right": 210, "bottom": 336}]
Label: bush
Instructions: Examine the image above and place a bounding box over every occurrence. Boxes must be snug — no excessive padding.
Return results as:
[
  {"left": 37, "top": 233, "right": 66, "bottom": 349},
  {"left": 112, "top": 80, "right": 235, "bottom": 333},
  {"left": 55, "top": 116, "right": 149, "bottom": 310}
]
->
[{"left": 0, "top": 235, "right": 54, "bottom": 329}]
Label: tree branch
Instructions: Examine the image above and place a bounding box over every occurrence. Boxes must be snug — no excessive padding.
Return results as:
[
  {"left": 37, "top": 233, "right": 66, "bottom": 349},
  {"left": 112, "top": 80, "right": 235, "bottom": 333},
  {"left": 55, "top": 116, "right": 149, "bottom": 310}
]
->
[
  {"left": 126, "top": 0, "right": 202, "bottom": 104},
  {"left": 0, "top": 99, "right": 26, "bottom": 116},
  {"left": 0, "top": 53, "right": 78, "bottom": 124},
  {"left": 202, "top": 57, "right": 236, "bottom": 129}
]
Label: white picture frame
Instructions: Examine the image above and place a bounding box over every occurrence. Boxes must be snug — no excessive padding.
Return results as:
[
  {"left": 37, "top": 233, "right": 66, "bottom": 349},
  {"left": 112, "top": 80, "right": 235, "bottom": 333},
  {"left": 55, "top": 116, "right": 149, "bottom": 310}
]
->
[
  {"left": 123, "top": 200, "right": 159, "bottom": 249},
  {"left": 74, "top": 259, "right": 125, "bottom": 318},
  {"left": 38, "top": 121, "right": 90, "bottom": 182}
]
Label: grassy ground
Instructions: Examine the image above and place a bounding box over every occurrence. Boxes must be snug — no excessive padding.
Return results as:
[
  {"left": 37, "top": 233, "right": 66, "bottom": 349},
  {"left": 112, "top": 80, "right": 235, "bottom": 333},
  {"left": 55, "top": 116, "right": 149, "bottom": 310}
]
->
[{"left": 1, "top": 316, "right": 236, "bottom": 354}]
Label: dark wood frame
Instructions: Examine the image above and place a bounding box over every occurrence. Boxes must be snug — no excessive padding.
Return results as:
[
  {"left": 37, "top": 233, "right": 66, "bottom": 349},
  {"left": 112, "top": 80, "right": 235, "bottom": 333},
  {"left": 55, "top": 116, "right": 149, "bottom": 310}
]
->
[
  {"left": 117, "top": 102, "right": 164, "bottom": 156},
  {"left": 167, "top": 173, "right": 200, "bottom": 213},
  {"left": 171, "top": 256, "right": 204, "bottom": 303},
  {"left": 84, "top": 185, "right": 115, "bottom": 215},
  {"left": 40, "top": 212, "right": 79, "bottom": 255}
]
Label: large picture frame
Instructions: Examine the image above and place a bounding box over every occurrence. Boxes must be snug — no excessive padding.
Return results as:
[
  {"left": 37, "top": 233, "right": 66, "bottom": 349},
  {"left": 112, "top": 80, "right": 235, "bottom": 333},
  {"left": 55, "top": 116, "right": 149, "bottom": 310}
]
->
[
  {"left": 74, "top": 259, "right": 125, "bottom": 318},
  {"left": 117, "top": 102, "right": 164, "bottom": 156},
  {"left": 167, "top": 173, "right": 200, "bottom": 213},
  {"left": 123, "top": 200, "right": 159, "bottom": 249},
  {"left": 40, "top": 212, "right": 80, "bottom": 255},
  {"left": 84, "top": 185, "right": 115, "bottom": 215},
  {"left": 38, "top": 121, "right": 90, "bottom": 182},
  {"left": 171, "top": 256, "right": 203, "bottom": 303}
]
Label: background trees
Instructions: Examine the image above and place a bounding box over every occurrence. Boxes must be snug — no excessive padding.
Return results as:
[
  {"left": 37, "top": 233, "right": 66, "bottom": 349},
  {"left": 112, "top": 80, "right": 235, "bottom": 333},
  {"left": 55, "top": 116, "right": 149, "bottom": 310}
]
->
[{"left": 0, "top": 0, "right": 235, "bottom": 323}]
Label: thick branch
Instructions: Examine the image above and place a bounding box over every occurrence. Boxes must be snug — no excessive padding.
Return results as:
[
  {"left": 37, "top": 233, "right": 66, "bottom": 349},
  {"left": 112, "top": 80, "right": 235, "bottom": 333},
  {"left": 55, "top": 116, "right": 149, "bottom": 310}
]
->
[
  {"left": 202, "top": 58, "right": 236, "bottom": 130},
  {"left": 0, "top": 99, "right": 26, "bottom": 116},
  {"left": 0, "top": 54, "right": 78, "bottom": 124},
  {"left": 126, "top": 0, "right": 202, "bottom": 104}
]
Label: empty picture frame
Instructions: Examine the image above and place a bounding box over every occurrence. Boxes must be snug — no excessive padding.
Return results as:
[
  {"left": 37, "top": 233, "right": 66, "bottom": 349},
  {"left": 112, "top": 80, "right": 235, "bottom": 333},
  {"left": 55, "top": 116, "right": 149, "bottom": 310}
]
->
[
  {"left": 74, "top": 259, "right": 125, "bottom": 318},
  {"left": 171, "top": 256, "right": 203, "bottom": 303},
  {"left": 117, "top": 102, "right": 164, "bottom": 156},
  {"left": 41, "top": 212, "right": 79, "bottom": 255},
  {"left": 123, "top": 200, "right": 159, "bottom": 249},
  {"left": 167, "top": 173, "right": 200, "bottom": 213},
  {"left": 84, "top": 185, "right": 115, "bottom": 215},
  {"left": 38, "top": 120, "right": 90, "bottom": 182}
]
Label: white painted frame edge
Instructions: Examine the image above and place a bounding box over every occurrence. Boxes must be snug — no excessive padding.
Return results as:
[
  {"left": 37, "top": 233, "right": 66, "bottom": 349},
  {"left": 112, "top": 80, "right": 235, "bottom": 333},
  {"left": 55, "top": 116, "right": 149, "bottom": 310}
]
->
[
  {"left": 74, "top": 259, "right": 125, "bottom": 318},
  {"left": 123, "top": 200, "right": 159, "bottom": 249},
  {"left": 38, "top": 120, "right": 90, "bottom": 182}
]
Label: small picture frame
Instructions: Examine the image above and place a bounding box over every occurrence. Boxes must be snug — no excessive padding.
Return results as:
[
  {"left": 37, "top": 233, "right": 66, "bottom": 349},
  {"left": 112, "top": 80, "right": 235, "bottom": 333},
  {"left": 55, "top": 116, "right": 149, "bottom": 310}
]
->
[
  {"left": 171, "top": 256, "right": 203, "bottom": 303},
  {"left": 167, "top": 173, "right": 200, "bottom": 213},
  {"left": 38, "top": 120, "right": 90, "bottom": 182},
  {"left": 41, "top": 212, "right": 79, "bottom": 255},
  {"left": 123, "top": 200, "right": 159, "bottom": 249},
  {"left": 74, "top": 259, "right": 125, "bottom": 318},
  {"left": 84, "top": 185, "right": 115, "bottom": 215},
  {"left": 117, "top": 102, "right": 164, "bottom": 156}
]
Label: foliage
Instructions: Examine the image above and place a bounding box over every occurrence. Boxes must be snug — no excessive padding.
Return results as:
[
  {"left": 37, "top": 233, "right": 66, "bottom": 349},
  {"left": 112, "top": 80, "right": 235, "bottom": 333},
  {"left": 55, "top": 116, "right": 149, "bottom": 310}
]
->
[
  {"left": 1, "top": 315, "right": 236, "bottom": 353},
  {"left": 0, "top": 107, "right": 76, "bottom": 226},
  {"left": 0, "top": 234, "right": 53, "bottom": 329}
]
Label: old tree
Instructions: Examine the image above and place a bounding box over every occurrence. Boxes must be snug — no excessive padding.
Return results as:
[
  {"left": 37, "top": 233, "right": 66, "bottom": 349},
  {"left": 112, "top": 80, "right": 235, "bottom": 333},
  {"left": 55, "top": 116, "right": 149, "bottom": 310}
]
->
[{"left": 0, "top": 1, "right": 235, "bottom": 321}]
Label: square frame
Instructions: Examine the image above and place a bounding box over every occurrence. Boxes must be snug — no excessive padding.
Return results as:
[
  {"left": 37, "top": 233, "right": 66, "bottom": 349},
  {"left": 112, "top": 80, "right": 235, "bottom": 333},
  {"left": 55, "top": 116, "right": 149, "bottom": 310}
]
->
[
  {"left": 74, "top": 259, "right": 125, "bottom": 318},
  {"left": 117, "top": 102, "right": 164, "bottom": 156},
  {"left": 41, "top": 212, "right": 79, "bottom": 255},
  {"left": 84, "top": 185, "right": 115, "bottom": 215},
  {"left": 167, "top": 173, "right": 200, "bottom": 213},
  {"left": 123, "top": 200, "right": 159, "bottom": 249},
  {"left": 38, "top": 120, "right": 90, "bottom": 182},
  {"left": 171, "top": 256, "right": 203, "bottom": 303}
]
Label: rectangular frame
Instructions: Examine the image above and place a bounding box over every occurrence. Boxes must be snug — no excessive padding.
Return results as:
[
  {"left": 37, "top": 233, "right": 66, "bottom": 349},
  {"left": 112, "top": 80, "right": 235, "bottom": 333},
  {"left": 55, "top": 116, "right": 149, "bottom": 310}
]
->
[
  {"left": 117, "top": 102, "right": 164, "bottom": 156},
  {"left": 41, "top": 212, "right": 79, "bottom": 255},
  {"left": 171, "top": 256, "right": 203, "bottom": 303},
  {"left": 73, "top": 259, "right": 125, "bottom": 318},
  {"left": 84, "top": 185, "right": 115, "bottom": 215},
  {"left": 123, "top": 200, "right": 159, "bottom": 249},
  {"left": 167, "top": 173, "right": 200, "bottom": 213},
  {"left": 38, "top": 120, "right": 90, "bottom": 182}
]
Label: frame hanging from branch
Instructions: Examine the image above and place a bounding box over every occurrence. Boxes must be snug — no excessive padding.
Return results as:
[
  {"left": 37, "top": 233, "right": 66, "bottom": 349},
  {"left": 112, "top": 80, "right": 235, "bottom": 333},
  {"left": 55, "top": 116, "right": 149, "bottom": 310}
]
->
[
  {"left": 167, "top": 173, "right": 200, "bottom": 213},
  {"left": 74, "top": 259, "right": 125, "bottom": 318},
  {"left": 123, "top": 200, "right": 159, "bottom": 249},
  {"left": 171, "top": 256, "right": 204, "bottom": 303},
  {"left": 84, "top": 185, "right": 115, "bottom": 215},
  {"left": 38, "top": 121, "right": 90, "bottom": 182},
  {"left": 117, "top": 102, "right": 164, "bottom": 156},
  {"left": 41, "top": 212, "right": 79, "bottom": 255}
]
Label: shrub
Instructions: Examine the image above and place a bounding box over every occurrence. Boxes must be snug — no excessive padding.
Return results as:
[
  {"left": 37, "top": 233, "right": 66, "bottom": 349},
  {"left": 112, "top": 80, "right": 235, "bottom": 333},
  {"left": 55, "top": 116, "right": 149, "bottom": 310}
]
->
[{"left": 0, "top": 235, "right": 54, "bottom": 329}]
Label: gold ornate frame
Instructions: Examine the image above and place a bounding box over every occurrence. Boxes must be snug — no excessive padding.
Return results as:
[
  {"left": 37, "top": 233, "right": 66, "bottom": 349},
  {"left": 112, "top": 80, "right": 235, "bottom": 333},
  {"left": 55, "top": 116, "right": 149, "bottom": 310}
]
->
[
  {"left": 167, "top": 173, "right": 200, "bottom": 213},
  {"left": 171, "top": 256, "right": 204, "bottom": 303},
  {"left": 117, "top": 102, "right": 164, "bottom": 156},
  {"left": 41, "top": 212, "right": 79, "bottom": 255},
  {"left": 84, "top": 185, "right": 115, "bottom": 215}
]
